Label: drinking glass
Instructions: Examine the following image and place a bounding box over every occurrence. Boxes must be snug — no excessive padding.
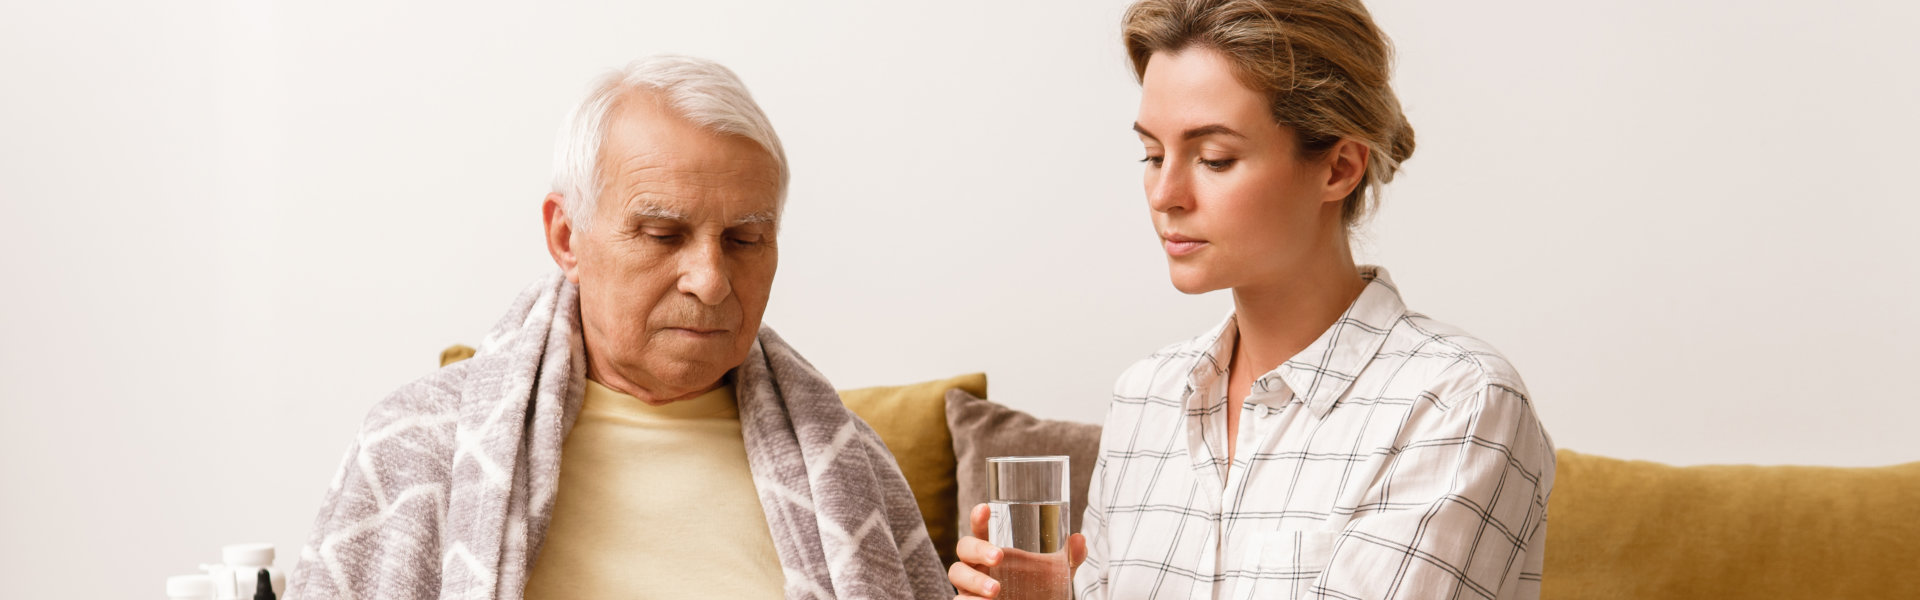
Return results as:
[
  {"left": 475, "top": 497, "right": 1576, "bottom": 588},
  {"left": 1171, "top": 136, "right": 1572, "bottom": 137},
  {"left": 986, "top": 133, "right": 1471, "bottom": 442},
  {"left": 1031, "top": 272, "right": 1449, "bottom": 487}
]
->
[{"left": 986, "top": 456, "right": 1071, "bottom": 600}]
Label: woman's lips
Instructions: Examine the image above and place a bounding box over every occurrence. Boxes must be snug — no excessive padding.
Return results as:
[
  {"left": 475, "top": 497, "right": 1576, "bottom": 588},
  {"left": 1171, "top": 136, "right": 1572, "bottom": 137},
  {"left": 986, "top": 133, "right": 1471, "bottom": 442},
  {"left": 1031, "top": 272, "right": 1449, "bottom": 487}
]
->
[{"left": 1161, "top": 234, "right": 1208, "bottom": 257}]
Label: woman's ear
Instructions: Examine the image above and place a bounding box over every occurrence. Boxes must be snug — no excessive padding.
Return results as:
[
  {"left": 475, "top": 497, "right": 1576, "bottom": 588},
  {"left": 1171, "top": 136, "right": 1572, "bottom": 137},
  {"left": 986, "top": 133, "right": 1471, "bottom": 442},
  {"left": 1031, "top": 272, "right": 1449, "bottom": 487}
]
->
[
  {"left": 1322, "top": 138, "right": 1371, "bottom": 206},
  {"left": 542, "top": 193, "right": 582, "bottom": 283}
]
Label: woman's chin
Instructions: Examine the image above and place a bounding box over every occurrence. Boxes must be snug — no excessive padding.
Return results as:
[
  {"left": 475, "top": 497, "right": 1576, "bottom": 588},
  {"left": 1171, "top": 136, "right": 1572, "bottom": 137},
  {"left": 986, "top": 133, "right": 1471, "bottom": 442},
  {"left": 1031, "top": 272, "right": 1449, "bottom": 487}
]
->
[{"left": 1167, "top": 267, "right": 1223, "bottom": 295}]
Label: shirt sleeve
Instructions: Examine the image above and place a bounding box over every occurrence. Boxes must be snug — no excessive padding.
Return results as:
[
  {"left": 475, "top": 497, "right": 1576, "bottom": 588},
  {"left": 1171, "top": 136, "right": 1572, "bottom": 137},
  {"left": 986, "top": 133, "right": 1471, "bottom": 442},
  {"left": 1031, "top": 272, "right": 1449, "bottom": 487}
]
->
[{"left": 1311, "top": 383, "right": 1556, "bottom": 599}]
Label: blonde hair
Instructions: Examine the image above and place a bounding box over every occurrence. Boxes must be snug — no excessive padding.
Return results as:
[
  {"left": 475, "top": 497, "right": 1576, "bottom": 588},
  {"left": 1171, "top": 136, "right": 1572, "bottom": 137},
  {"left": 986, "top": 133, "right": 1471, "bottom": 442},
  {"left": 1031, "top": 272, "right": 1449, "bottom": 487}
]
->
[{"left": 1123, "top": 0, "right": 1414, "bottom": 226}]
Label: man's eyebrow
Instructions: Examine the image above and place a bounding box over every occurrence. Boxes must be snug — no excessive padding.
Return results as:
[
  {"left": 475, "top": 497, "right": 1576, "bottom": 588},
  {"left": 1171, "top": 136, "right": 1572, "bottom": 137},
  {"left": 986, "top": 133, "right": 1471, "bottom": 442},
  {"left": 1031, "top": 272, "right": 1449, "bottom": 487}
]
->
[
  {"left": 630, "top": 203, "right": 776, "bottom": 228},
  {"left": 1132, "top": 122, "right": 1247, "bottom": 142},
  {"left": 629, "top": 203, "right": 690, "bottom": 222},
  {"left": 729, "top": 211, "right": 778, "bottom": 227}
]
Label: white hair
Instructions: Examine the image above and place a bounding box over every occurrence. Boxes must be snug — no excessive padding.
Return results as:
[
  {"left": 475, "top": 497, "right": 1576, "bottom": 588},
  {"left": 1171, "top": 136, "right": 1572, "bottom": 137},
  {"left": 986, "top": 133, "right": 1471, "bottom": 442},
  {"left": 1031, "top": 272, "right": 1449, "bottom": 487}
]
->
[{"left": 551, "top": 55, "right": 789, "bottom": 231}]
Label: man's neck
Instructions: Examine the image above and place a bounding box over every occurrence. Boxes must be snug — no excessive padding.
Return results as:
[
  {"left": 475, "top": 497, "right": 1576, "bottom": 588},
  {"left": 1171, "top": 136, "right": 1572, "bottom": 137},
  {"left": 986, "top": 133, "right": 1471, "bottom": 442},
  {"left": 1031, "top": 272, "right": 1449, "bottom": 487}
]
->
[{"left": 585, "top": 362, "right": 725, "bottom": 407}]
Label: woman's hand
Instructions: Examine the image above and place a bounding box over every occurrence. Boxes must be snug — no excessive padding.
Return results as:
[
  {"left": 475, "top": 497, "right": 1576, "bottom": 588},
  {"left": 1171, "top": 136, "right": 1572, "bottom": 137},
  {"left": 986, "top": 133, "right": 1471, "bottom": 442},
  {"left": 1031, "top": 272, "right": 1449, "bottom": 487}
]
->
[{"left": 949, "top": 503, "right": 1087, "bottom": 599}]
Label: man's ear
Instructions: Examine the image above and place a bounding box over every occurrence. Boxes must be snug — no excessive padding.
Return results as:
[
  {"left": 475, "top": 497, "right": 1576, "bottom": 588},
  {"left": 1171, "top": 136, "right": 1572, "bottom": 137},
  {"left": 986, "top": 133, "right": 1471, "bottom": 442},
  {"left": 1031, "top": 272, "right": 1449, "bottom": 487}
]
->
[
  {"left": 542, "top": 193, "right": 582, "bottom": 283},
  {"left": 1322, "top": 138, "right": 1371, "bottom": 206}
]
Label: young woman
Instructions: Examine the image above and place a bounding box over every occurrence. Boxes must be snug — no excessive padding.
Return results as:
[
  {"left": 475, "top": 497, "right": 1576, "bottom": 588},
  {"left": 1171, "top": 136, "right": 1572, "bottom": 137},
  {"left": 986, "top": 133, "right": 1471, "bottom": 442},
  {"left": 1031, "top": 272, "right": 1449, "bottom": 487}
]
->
[{"left": 951, "top": 1, "right": 1555, "bottom": 599}]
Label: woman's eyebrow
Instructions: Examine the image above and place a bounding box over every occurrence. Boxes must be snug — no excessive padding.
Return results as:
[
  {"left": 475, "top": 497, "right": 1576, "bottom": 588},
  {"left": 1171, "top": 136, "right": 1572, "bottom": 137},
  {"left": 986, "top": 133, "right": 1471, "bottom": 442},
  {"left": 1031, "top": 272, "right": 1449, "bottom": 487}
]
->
[
  {"left": 1179, "top": 124, "right": 1245, "bottom": 140},
  {"left": 1132, "top": 122, "right": 1246, "bottom": 141}
]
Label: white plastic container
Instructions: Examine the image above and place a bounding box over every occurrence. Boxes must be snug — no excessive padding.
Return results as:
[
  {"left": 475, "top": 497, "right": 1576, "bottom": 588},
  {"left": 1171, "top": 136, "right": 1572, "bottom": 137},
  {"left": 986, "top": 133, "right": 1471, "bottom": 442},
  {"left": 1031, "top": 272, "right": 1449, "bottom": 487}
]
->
[
  {"left": 167, "top": 574, "right": 214, "bottom": 600},
  {"left": 203, "top": 543, "right": 287, "bottom": 599}
]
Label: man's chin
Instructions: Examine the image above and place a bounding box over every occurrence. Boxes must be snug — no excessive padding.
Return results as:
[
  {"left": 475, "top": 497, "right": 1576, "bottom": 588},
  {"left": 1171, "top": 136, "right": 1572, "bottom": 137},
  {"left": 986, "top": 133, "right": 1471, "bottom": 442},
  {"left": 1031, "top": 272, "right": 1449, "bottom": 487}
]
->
[
  {"left": 643, "top": 344, "right": 746, "bottom": 382},
  {"left": 612, "top": 357, "right": 739, "bottom": 404}
]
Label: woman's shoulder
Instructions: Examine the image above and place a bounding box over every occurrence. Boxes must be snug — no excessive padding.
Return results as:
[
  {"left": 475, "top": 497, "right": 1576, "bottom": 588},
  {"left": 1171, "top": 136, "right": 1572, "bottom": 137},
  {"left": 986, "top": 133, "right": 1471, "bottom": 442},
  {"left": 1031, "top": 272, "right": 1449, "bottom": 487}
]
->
[
  {"left": 1380, "top": 312, "right": 1554, "bottom": 466},
  {"left": 1381, "top": 310, "right": 1529, "bottom": 404}
]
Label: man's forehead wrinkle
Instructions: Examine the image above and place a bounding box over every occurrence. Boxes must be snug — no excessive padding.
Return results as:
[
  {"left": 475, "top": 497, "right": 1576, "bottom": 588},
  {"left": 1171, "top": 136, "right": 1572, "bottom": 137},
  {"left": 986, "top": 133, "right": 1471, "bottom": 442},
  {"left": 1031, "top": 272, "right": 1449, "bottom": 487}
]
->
[
  {"left": 617, "top": 178, "right": 777, "bottom": 209},
  {"left": 606, "top": 148, "right": 670, "bottom": 183},
  {"left": 611, "top": 163, "right": 781, "bottom": 219},
  {"left": 618, "top": 187, "right": 779, "bottom": 224},
  {"left": 612, "top": 152, "right": 775, "bottom": 189},
  {"left": 600, "top": 120, "right": 781, "bottom": 225}
]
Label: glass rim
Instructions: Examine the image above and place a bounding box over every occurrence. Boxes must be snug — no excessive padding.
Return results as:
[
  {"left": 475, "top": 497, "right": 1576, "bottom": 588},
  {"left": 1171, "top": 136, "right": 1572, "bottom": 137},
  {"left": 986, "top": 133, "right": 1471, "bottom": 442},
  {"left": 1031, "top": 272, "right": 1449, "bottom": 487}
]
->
[{"left": 986, "top": 455, "right": 1070, "bottom": 463}]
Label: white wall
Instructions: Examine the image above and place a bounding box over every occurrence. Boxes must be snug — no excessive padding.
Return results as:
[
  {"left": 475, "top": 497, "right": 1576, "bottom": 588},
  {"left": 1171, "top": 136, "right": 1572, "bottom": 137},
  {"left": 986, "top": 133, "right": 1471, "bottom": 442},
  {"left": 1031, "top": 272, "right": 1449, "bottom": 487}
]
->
[{"left": 2, "top": 0, "right": 1915, "bottom": 596}]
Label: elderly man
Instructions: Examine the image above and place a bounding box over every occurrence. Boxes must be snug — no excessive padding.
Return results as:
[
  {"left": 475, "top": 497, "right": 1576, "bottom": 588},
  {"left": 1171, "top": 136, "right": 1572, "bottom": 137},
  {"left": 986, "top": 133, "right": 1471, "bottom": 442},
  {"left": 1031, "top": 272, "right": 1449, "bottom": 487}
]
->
[{"left": 289, "top": 56, "right": 950, "bottom": 600}]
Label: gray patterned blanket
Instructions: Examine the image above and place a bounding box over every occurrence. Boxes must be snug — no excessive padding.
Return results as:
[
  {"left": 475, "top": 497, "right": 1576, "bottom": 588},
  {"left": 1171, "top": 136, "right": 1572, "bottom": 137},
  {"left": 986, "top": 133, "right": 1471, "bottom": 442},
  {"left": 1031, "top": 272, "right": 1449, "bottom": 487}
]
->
[{"left": 288, "top": 272, "right": 951, "bottom": 599}]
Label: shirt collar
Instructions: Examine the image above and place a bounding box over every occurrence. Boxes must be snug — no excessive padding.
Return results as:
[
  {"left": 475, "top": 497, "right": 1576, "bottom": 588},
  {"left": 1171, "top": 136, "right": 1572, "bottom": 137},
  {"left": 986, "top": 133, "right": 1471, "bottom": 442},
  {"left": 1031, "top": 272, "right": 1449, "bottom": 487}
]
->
[
  {"left": 1184, "top": 265, "right": 1408, "bottom": 418},
  {"left": 1183, "top": 316, "right": 1237, "bottom": 405},
  {"left": 583, "top": 378, "right": 739, "bottom": 420}
]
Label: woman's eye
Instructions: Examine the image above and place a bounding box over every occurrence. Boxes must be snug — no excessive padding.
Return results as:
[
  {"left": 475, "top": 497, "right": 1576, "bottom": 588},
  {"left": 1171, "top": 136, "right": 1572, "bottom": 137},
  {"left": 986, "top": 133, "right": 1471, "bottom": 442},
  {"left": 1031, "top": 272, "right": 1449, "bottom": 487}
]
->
[
  {"left": 1140, "top": 156, "right": 1165, "bottom": 167},
  {"left": 1199, "top": 158, "right": 1236, "bottom": 171}
]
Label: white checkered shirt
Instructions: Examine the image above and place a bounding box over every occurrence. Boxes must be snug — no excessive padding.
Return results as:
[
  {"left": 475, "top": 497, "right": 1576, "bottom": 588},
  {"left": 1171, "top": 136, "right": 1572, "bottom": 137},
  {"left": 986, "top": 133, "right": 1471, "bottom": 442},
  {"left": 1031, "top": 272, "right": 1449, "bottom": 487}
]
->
[{"left": 1075, "top": 266, "right": 1555, "bottom": 600}]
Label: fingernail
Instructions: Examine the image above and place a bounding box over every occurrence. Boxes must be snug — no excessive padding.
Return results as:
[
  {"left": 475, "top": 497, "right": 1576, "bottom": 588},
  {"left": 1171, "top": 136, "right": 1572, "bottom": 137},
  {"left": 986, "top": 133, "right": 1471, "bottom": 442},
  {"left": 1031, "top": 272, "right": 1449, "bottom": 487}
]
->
[
  {"left": 985, "top": 580, "right": 1000, "bottom": 596},
  {"left": 989, "top": 548, "right": 1003, "bottom": 562}
]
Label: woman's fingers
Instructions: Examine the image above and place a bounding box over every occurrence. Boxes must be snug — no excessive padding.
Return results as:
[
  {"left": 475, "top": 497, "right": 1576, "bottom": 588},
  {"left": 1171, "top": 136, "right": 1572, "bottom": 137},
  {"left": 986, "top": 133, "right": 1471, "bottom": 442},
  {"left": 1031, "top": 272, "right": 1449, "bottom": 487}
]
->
[
  {"left": 970, "top": 503, "right": 992, "bottom": 539},
  {"left": 953, "top": 505, "right": 1005, "bottom": 598},
  {"left": 951, "top": 535, "right": 1004, "bottom": 597},
  {"left": 955, "top": 535, "right": 1003, "bottom": 566},
  {"left": 1068, "top": 532, "right": 1088, "bottom": 571},
  {"left": 947, "top": 558, "right": 1001, "bottom": 597}
]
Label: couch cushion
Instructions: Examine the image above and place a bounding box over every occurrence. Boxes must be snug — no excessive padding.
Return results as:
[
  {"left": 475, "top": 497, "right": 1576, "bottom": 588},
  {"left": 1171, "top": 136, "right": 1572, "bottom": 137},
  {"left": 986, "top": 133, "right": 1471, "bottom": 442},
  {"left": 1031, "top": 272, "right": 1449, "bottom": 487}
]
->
[
  {"left": 1543, "top": 449, "right": 1920, "bottom": 600},
  {"left": 838, "top": 373, "right": 986, "bottom": 568},
  {"left": 946, "top": 388, "right": 1102, "bottom": 546},
  {"left": 440, "top": 344, "right": 476, "bottom": 367}
]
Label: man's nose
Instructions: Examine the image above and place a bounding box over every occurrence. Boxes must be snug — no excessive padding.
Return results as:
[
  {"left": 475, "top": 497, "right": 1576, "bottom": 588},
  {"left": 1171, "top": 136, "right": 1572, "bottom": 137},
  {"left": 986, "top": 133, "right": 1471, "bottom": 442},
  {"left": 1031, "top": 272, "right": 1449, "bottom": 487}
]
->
[{"left": 677, "top": 238, "right": 732, "bottom": 306}]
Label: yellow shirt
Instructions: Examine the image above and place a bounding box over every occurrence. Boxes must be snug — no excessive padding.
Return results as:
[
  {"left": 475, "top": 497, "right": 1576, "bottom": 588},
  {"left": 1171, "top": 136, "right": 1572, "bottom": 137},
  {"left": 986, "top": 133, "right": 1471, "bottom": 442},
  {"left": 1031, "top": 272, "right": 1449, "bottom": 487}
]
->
[{"left": 524, "top": 379, "right": 786, "bottom": 599}]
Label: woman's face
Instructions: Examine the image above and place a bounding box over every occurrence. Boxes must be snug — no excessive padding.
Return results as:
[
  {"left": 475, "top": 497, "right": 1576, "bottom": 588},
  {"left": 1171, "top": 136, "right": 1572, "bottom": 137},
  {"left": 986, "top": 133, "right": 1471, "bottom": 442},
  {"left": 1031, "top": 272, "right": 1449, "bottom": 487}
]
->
[{"left": 1134, "top": 47, "right": 1351, "bottom": 295}]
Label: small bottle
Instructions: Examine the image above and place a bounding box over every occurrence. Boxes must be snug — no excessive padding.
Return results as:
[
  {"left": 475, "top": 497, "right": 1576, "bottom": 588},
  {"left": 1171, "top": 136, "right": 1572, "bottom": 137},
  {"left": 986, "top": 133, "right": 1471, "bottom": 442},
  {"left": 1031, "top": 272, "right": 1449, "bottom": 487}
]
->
[
  {"left": 252, "top": 569, "right": 277, "bottom": 600},
  {"left": 167, "top": 574, "right": 214, "bottom": 600},
  {"left": 218, "top": 543, "right": 286, "bottom": 599}
]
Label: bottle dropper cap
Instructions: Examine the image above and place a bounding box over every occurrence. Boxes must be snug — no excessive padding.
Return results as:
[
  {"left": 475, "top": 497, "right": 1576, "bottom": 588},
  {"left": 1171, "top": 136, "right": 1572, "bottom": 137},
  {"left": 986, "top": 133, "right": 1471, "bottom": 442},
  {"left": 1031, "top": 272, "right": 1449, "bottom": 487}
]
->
[{"left": 253, "top": 569, "right": 277, "bottom": 600}]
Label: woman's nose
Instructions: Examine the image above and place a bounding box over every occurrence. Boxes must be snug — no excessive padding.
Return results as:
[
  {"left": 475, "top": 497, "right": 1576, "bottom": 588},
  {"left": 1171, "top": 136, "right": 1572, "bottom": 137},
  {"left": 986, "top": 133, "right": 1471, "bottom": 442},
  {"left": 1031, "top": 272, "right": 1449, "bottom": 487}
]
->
[{"left": 1146, "top": 162, "right": 1193, "bottom": 214}]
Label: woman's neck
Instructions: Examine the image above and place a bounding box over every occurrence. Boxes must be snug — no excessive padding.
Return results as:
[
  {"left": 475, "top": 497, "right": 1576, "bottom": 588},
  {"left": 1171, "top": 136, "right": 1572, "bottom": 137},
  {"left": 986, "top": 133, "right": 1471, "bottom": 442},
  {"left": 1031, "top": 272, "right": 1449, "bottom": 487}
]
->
[{"left": 1229, "top": 248, "right": 1368, "bottom": 380}]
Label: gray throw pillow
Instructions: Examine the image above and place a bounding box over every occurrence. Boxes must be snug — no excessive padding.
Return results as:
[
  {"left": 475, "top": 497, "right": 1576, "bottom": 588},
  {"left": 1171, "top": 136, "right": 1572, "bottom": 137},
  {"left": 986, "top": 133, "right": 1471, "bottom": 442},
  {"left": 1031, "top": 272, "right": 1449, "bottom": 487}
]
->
[{"left": 945, "top": 388, "right": 1103, "bottom": 543}]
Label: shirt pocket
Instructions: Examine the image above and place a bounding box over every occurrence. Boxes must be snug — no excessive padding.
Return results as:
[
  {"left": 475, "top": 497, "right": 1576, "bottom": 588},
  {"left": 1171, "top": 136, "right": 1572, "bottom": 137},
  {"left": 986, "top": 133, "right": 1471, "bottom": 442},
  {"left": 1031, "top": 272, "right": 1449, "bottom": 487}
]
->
[{"left": 1235, "top": 529, "right": 1338, "bottom": 600}]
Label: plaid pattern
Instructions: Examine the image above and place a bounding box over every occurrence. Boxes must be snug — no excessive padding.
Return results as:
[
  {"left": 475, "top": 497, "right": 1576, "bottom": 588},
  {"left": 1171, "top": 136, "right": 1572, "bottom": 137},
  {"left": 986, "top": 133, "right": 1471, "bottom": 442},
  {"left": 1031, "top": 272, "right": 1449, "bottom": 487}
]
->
[{"left": 1075, "top": 266, "right": 1555, "bottom": 600}]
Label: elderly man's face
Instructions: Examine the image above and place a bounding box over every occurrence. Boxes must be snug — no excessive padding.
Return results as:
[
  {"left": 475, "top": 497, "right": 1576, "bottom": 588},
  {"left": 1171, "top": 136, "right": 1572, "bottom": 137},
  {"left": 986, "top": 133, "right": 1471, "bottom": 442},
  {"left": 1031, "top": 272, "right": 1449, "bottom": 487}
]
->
[{"left": 543, "top": 93, "right": 781, "bottom": 405}]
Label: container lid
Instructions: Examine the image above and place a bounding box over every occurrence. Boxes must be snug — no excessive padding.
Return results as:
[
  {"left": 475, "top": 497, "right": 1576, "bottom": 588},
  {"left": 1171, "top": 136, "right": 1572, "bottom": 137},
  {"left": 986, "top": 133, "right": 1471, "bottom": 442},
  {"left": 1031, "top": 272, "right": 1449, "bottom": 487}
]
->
[
  {"left": 222, "top": 542, "right": 276, "bottom": 567},
  {"left": 168, "top": 574, "right": 214, "bottom": 598}
]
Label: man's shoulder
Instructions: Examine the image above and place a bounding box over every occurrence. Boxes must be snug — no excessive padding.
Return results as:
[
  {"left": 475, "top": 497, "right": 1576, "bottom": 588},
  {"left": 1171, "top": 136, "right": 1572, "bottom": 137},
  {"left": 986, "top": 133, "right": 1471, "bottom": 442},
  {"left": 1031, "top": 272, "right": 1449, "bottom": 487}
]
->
[{"left": 353, "top": 360, "right": 475, "bottom": 435}]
